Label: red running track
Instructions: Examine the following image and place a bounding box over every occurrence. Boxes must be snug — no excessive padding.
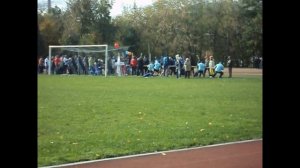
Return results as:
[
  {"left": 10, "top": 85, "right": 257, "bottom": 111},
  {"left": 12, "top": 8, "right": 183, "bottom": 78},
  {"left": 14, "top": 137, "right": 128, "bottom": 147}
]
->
[{"left": 52, "top": 139, "right": 262, "bottom": 168}]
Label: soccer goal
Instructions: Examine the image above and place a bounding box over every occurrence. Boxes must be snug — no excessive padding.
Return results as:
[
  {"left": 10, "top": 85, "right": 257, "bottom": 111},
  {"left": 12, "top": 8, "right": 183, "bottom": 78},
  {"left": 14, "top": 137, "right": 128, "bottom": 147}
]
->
[{"left": 48, "top": 45, "right": 109, "bottom": 77}]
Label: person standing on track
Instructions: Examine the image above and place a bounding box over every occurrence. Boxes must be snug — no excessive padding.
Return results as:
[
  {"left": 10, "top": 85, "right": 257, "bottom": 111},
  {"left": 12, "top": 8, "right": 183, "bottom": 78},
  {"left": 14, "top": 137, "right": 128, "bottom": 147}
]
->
[{"left": 227, "top": 56, "right": 233, "bottom": 78}]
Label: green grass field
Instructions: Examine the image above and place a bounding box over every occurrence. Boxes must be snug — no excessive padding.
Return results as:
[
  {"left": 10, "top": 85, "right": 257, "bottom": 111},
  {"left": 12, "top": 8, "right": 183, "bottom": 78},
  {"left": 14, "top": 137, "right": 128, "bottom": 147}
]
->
[{"left": 38, "top": 75, "right": 262, "bottom": 167}]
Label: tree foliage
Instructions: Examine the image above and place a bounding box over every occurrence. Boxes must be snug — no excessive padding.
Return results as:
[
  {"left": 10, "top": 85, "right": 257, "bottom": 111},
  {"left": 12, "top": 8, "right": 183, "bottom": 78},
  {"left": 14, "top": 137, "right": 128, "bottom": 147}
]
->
[
  {"left": 38, "top": 0, "right": 262, "bottom": 67},
  {"left": 38, "top": 6, "right": 64, "bottom": 56},
  {"left": 112, "top": 0, "right": 262, "bottom": 66},
  {"left": 38, "top": 0, "right": 114, "bottom": 56}
]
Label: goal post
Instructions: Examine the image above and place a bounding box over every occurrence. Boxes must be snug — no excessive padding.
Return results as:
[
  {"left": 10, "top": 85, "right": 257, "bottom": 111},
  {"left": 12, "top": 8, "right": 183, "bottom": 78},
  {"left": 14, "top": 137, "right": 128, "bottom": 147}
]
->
[{"left": 48, "top": 44, "right": 108, "bottom": 77}]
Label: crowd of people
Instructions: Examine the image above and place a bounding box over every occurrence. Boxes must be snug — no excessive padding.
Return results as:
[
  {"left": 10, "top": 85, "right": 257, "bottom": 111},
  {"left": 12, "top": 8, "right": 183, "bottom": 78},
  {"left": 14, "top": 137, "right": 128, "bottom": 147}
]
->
[
  {"left": 38, "top": 52, "right": 233, "bottom": 78},
  {"left": 38, "top": 55, "right": 103, "bottom": 75}
]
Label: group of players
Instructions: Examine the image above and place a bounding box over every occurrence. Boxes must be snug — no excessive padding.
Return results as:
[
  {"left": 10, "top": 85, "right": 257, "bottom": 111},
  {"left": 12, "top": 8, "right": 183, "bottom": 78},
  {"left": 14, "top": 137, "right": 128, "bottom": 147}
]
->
[{"left": 38, "top": 52, "right": 233, "bottom": 78}]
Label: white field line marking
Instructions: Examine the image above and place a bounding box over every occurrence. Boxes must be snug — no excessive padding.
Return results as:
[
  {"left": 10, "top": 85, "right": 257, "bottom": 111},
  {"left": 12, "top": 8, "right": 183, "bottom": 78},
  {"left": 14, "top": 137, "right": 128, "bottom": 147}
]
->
[{"left": 40, "top": 138, "right": 262, "bottom": 168}]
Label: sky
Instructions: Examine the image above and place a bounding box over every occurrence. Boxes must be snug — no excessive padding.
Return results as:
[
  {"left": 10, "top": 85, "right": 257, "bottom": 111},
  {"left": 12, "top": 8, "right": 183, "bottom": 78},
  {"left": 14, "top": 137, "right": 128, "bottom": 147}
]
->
[{"left": 38, "top": 0, "right": 156, "bottom": 17}]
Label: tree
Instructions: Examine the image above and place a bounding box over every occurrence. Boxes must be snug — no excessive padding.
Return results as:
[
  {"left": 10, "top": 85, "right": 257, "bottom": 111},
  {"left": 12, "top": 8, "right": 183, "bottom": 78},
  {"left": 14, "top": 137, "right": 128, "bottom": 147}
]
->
[
  {"left": 237, "top": 0, "right": 262, "bottom": 66},
  {"left": 38, "top": 5, "right": 64, "bottom": 56},
  {"left": 37, "top": 0, "right": 262, "bottom": 65},
  {"left": 38, "top": 24, "right": 46, "bottom": 57},
  {"left": 93, "top": 0, "right": 114, "bottom": 44},
  {"left": 60, "top": 0, "right": 114, "bottom": 45}
]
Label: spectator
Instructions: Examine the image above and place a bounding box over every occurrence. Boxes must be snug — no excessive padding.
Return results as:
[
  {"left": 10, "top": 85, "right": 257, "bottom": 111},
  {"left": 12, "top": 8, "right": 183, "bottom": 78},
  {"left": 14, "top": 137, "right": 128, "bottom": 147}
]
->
[
  {"left": 175, "top": 54, "right": 181, "bottom": 79},
  {"left": 227, "top": 56, "right": 233, "bottom": 78},
  {"left": 44, "top": 56, "right": 49, "bottom": 74},
  {"left": 208, "top": 56, "right": 215, "bottom": 78},
  {"left": 162, "top": 55, "right": 169, "bottom": 76},
  {"left": 143, "top": 56, "right": 149, "bottom": 73},
  {"left": 130, "top": 55, "right": 138, "bottom": 75},
  {"left": 204, "top": 55, "right": 210, "bottom": 77},
  {"left": 38, "top": 57, "right": 44, "bottom": 74},
  {"left": 184, "top": 58, "right": 191, "bottom": 78},
  {"left": 137, "top": 55, "right": 144, "bottom": 76}
]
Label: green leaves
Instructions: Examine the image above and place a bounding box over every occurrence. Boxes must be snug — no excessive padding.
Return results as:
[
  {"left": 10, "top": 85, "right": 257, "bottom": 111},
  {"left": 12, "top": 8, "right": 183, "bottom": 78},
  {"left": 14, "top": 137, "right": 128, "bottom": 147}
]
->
[{"left": 38, "top": 0, "right": 262, "bottom": 65}]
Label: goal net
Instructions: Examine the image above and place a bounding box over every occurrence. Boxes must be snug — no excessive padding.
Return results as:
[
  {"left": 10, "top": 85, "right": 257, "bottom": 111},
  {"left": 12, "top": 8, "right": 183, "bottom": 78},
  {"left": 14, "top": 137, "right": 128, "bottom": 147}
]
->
[{"left": 48, "top": 44, "right": 117, "bottom": 77}]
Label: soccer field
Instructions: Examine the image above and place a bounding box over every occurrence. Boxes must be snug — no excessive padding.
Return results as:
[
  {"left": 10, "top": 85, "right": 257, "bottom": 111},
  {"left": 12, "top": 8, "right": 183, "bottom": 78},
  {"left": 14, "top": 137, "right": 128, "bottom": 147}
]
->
[{"left": 38, "top": 74, "right": 262, "bottom": 167}]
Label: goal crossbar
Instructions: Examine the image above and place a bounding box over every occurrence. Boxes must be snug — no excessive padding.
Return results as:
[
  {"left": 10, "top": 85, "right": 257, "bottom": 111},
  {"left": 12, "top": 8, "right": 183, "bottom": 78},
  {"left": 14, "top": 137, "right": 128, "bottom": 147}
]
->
[{"left": 48, "top": 45, "right": 108, "bottom": 77}]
